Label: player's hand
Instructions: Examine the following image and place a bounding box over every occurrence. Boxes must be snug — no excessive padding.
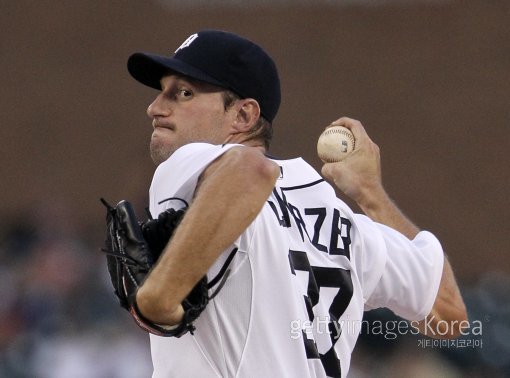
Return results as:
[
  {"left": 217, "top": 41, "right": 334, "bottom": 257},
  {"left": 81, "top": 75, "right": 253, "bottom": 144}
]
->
[{"left": 321, "top": 117, "right": 385, "bottom": 208}]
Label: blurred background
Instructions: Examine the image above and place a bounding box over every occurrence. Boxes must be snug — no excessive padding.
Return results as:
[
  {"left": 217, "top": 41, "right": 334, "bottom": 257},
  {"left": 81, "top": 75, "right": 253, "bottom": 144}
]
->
[{"left": 1, "top": 0, "right": 509, "bottom": 377}]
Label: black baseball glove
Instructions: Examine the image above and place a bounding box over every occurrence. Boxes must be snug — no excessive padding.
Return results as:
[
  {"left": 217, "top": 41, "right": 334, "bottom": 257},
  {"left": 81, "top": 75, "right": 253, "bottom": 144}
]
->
[{"left": 100, "top": 198, "right": 208, "bottom": 337}]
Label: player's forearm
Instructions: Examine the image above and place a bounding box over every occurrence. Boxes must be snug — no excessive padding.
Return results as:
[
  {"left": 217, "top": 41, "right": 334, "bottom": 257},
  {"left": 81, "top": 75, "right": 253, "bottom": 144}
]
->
[
  {"left": 137, "top": 147, "right": 279, "bottom": 325},
  {"left": 355, "top": 184, "right": 420, "bottom": 240}
]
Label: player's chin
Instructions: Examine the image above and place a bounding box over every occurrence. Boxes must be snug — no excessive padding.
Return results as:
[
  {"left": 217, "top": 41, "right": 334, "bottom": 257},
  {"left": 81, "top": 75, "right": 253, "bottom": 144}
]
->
[{"left": 150, "top": 140, "right": 174, "bottom": 165}]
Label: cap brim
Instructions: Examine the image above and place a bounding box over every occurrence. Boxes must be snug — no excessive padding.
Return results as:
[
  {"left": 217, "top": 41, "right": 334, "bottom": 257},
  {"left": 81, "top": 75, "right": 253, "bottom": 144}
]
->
[{"left": 127, "top": 52, "right": 226, "bottom": 90}]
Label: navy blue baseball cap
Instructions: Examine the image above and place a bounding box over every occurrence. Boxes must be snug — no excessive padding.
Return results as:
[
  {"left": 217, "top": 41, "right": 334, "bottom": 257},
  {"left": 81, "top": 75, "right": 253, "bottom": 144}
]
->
[{"left": 127, "top": 30, "right": 281, "bottom": 122}]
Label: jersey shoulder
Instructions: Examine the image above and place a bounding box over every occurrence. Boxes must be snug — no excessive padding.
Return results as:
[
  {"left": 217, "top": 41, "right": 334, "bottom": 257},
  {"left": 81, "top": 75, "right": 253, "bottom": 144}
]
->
[{"left": 149, "top": 143, "right": 237, "bottom": 214}]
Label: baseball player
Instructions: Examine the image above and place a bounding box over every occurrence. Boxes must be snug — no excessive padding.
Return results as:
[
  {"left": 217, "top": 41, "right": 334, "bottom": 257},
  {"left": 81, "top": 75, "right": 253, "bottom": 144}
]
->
[{"left": 112, "top": 30, "right": 467, "bottom": 377}]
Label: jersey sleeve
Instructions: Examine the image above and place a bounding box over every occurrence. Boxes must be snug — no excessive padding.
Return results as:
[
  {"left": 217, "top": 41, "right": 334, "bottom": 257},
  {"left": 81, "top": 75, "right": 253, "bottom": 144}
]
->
[
  {"left": 149, "top": 143, "right": 238, "bottom": 216},
  {"left": 355, "top": 214, "right": 444, "bottom": 321}
]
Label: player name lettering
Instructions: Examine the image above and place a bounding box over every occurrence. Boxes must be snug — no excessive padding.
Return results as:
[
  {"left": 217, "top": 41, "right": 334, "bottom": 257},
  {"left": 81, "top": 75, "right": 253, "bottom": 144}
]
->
[{"left": 268, "top": 190, "right": 352, "bottom": 259}]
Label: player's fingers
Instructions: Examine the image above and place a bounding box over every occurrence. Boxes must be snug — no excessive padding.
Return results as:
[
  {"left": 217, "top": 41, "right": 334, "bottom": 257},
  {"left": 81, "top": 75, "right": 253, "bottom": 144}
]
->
[
  {"left": 329, "top": 116, "right": 362, "bottom": 130},
  {"left": 328, "top": 117, "right": 371, "bottom": 149}
]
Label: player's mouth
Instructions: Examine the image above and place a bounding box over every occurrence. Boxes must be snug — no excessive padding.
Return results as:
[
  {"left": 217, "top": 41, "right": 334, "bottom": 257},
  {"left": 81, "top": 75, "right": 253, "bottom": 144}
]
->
[{"left": 152, "top": 119, "right": 175, "bottom": 130}]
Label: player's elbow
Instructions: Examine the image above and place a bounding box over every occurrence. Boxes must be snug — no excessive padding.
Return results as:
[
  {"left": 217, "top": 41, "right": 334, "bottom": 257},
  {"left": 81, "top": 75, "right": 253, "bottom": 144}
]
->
[
  {"left": 419, "top": 296, "right": 469, "bottom": 339},
  {"left": 254, "top": 155, "right": 281, "bottom": 189},
  {"left": 419, "top": 255, "right": 469, "bottom": 339},
  {"left": 437, "top": 298, "right": 469, "bottom": 339},
  {"left": 226, "top": 146, "right": 280, "bottom": 191}
]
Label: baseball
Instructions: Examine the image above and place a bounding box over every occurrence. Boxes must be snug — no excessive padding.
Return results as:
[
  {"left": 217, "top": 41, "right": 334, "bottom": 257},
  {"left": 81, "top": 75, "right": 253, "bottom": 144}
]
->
[{"left": 317, "top": 126, "right": 355, "bottom": 163}]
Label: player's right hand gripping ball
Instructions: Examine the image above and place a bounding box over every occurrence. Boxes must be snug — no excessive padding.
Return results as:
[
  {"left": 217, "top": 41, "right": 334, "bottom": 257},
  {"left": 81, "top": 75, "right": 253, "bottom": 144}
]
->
[{"left": 317, "top": 125, "right": 355, "bottom": 163}]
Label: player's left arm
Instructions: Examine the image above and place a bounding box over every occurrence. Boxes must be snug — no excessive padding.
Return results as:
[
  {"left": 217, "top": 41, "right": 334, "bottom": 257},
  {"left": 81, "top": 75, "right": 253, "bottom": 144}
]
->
[
  {"left": 135, "top": 146, "right": 280, "bottom": 326},
  {"left": 322, "top": 117, "right": 468, "bottom": 339}
]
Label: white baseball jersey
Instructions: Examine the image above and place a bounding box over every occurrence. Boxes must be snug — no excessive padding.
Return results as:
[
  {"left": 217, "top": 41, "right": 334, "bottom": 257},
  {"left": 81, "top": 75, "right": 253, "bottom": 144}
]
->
[{"left": 148, "top": 143, "right": 444, "bottom": 378}]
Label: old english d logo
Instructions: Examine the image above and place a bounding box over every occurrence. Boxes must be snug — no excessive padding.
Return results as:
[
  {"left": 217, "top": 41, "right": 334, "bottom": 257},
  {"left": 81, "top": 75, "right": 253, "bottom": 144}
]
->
[{"left": 175, "top": 33, "right": 198, "bottom": 53}]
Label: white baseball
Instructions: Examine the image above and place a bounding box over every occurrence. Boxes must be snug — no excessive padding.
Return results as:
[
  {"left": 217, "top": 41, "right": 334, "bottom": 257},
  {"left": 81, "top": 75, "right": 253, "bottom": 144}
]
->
[{"left": 317, "top": 126, "right": 355, "bottom": 163}]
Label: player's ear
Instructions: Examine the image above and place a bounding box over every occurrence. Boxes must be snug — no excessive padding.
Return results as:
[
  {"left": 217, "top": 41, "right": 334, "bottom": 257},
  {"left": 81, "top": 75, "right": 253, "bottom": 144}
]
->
[{"left": 231, "top": 98, "right": 260, "bottom": 133}]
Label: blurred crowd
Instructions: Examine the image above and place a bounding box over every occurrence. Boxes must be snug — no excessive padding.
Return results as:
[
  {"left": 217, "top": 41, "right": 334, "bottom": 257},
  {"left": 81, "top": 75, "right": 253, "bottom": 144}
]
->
[
  {"left": 0, "top": 202, "right": 153, "bottom": 378},
  {"left": 0, "top": 201, "right": 508, "bottom": 378}
]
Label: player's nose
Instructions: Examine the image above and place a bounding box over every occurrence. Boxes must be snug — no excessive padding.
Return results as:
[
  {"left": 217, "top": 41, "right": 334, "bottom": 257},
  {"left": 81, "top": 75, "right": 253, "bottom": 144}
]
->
[{"left": 147, "top": 94, "right": 170, "bottom": 119}]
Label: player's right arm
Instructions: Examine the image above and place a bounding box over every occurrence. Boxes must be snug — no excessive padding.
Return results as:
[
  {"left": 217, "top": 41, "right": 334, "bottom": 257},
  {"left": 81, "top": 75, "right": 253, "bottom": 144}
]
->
[
  {"left": 136, "top": 146, "right": 280, "bottom": 326},
  {"left": 322, "top": 116, "right": 467, "bottom": 339}
]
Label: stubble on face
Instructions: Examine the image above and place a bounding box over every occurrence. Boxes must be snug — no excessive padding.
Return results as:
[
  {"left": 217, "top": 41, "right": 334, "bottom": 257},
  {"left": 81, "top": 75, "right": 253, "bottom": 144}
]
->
[
  {"left": 150, "top": 137, "right": 173, "bottom": 165},
  {"left": 149, "top": 119, "right": 228, "bottom": 165}
]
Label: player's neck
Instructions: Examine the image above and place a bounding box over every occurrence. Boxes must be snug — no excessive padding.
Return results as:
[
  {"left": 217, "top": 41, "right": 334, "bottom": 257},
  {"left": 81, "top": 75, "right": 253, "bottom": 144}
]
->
[{"left": 222, "top": 133, "right": 266, "bottom": 152}]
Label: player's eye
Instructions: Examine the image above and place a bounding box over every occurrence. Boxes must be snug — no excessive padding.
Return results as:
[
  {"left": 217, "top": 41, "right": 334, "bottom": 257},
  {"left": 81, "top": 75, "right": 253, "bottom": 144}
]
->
[{"left": 178, "top": 89, "right": 193, "bottom": 99}]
